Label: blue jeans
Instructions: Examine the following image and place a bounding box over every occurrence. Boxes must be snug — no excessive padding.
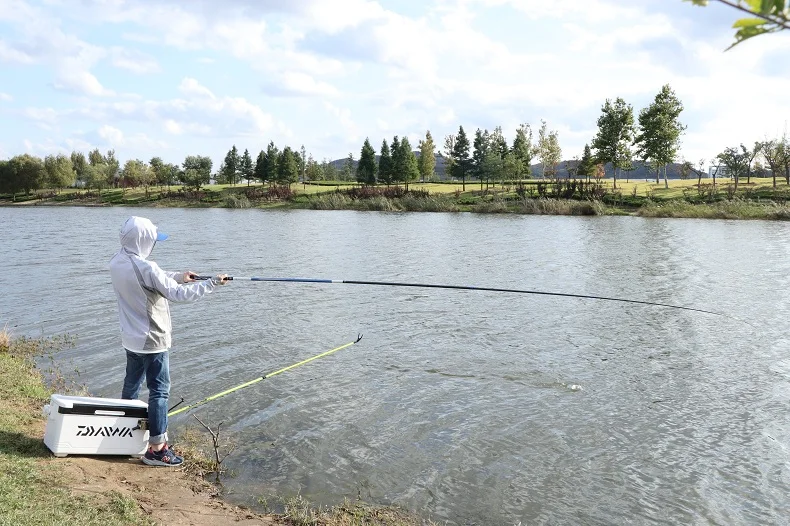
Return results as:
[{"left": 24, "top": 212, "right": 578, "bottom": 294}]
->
[{"left": 121, "top": 349, "right": 170, "bottom": 445}]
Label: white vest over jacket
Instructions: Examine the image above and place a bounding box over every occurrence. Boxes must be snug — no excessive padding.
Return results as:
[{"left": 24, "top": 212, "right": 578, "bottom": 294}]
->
[{"left": 109, "top": 216, "right": 217, "bottom": 353}]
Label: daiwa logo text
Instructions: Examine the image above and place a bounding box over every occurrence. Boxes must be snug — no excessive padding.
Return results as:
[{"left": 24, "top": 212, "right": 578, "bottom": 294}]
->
[{"left": 76, "top": 425, "right": 134, "bottom": 438}]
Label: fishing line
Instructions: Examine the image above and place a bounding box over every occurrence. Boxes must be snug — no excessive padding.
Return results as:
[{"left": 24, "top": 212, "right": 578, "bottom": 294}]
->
[
  {"left": 167, "top": 334, "right": 363, "bottom": 417},
  {"left": 195, "top": 275, "right": 731, "bottom": 319}
]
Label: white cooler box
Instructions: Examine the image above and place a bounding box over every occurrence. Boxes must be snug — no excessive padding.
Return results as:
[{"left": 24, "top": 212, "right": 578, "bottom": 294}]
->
[{"left": 43, "top": 394, "right": 149, "bottom": 457}]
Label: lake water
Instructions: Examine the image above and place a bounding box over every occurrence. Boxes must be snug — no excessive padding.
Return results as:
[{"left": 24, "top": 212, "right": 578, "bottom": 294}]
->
[{"left": 2, "top": 206, "right": 790, "bottom": 525}]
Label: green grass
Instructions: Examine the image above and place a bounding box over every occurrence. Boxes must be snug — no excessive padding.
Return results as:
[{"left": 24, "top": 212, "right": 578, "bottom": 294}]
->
[{"left": 0, "top": 329, "right": 153, "bottom": 526}]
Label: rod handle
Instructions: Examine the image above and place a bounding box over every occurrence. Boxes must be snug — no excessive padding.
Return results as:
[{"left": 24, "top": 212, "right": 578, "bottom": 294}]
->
[{"left": 193, "top": 275, "right": 233, "bottom": 281}]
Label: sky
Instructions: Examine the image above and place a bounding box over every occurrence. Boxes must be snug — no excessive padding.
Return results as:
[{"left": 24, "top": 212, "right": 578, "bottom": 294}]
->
[{"left": 1, "top": 0, "right": 789, "bottom": 170}]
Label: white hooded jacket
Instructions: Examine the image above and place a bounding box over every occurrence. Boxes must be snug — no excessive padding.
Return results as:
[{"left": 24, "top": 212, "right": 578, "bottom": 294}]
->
[{"left": 109, "top": 216, "right": 218, "bottom": 353}]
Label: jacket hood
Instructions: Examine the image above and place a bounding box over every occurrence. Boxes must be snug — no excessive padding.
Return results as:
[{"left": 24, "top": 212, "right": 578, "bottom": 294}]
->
[{"left": 119, "top": 216, "right": 162, "bottom": 258}]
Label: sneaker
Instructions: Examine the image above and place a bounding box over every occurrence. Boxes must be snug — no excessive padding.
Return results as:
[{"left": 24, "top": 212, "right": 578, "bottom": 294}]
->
[{"left": 141, "top": 444, "right": 184, "bottom": 467}]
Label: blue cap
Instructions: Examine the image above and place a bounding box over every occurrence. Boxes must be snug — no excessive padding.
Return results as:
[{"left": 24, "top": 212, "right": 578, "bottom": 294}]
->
[{"left": 156, "top": 231, "right": 169, "bottom": 241}]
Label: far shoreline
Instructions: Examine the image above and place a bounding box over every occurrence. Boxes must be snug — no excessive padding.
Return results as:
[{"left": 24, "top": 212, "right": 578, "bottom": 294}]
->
[{"left": 3, "top": 178, "right": 790, "bottom": 221}]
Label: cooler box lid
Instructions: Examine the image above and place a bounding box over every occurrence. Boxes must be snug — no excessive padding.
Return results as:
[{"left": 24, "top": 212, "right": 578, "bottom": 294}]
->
[{"left": 50, "top": 394, "right": 148, "bottom": 418}]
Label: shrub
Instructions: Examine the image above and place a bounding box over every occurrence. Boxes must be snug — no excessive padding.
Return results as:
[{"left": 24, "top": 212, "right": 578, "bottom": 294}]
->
[{"left": 224, "top": 194, "right": 251, "bottom": 208}]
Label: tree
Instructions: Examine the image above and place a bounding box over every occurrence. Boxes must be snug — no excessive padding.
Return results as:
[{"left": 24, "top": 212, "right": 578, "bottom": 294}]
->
[
  {"left": 9, "top": 154, "right": 45, "bottom": 196},
  {"left": 451, "top": 126, "right": 471, "bottom": 191},
  {"left": 254, "top": 150, "right": 266, "bottom": 184},
  {"left": 502, "top": 152, "right": 524, "bottom": 183},
  {"left": 299, "top": 145, "right": 307, "bottom": 181},
  {"left": 87, "top": 148, "right": 116, "bottom": 190},
  {"left": 390, "top": 136, "right": 403, "bottom": 184},
  {"left": 105, "top": 149, "right": 120, "bottom": 187},
  {"left": 84, "top": 163, "right": 110, "bottom": 193},
  {"left": 88, "top": 148, "right": 104, "bottom": 167},
  {"left": 481, "top": 151, "right": 503, "bottom": 189},
  {"left": 150, "top": 157, "right": 175, "bottom": 189},
  {"left": 512, "top": 124, "right": 536, "bottom": 179},
  {"left": 264, "top": 142, "right": 279, "bottom": 185},
  {"left": 305, "top": 154, "right": 321, "bottom": 182},
  {"left": 593, "top": 163, "right": 606, "bottom": 181},
  {"left": 483, "top": 126, "right": 507, "bottom": 188},
  {"left": 577, "top": 144, "right": 595, "bottom": 182},
  {"left": 241, "top": 148, "right": 253, "bottom": 186},
  {"left": 221, "top": 145, "right": 240, "bottom": 185},
  {"left": 0, "top": 158, "right": 27, "bottom": 200},
  {"left": 277, "top": 147, "right": 299, "bottom": 184},
  {"left": 357, "top": 138, "right": 378, "bottom": 185},
  {"left": 168, "top": 164, "right": 181, "bottom": 188},
  {"left": 70, "top": 151, "right": 87, "bottom": 184},
  {"left": 760, "top": 138, "right": 787, "bottom": 189},
  {"left": 684, "top": 0, "right": 790, "bottom": 48},
  {"left": 181, "top": 155, "right": 213, "bottom": 190},
  {"left": 320, "top": 158, "right": 339, "bottom": 181},
  {"left": 342, "top": 152, "right": 355, "bottom": 181},
  {"left": 443, "top": 133, "right": 456, "bottom": 181},
  {"left": 537, "top": 120, "right": 563, "bottom": 178},
  {"left": 122, "top": 159, "right": 155, "bottom": 196},
  {"left": 716, "top": 145, "right": 750, "bottom": 192},
  {"left": 635, "top": 85, "right": 686, "bottom": 189},
  {"left": 472, "top": 128, "right": 491, "bottom": 189},
  {"left": 742, "top": 142, "right": 760, "bottom": 184},
  {"left": 379, "top": 139, "right": 393, "bottom": 185},
  {"left": 592, "top": 99, "right": 634, "bottom": 189},
  {"left": 0, "top": 160, "right": 14, "bottom": 200},
  {"left": 418, "top": 130, "right": 436, "bottom": 182},
  {"left": 44, "top": 153, "right": 74, "bottom": 192},
  {"left": 399, "top": 137, "right": 420, "bottom": 191}
]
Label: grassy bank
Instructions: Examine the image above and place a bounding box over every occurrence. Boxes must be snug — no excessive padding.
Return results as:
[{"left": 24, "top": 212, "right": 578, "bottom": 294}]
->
[
  {"left": 4, "top": 177, "right": 790, "bottom": 220},
  {"left": 0, "top": 329, "right": 435, "bottom": 525},
  {"left": 0, "top": 331, "right": 150, "bottom": 525}
]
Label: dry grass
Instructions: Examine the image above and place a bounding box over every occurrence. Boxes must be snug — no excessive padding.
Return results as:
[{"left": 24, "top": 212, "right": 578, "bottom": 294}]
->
[
  {"left": 277, "top": 495, "right": 438, "bottom": 526},
  {"left": 0, "top": 325, "right": 10, "bottom": 353}
]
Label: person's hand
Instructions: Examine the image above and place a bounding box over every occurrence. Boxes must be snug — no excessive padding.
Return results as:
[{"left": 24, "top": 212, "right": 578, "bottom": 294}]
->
[
  {"left": 184, "top": 271, "right": 198, "bottom": 283},
  {"left": 214, "top": 274, "right": 229, "bottom": 285}
]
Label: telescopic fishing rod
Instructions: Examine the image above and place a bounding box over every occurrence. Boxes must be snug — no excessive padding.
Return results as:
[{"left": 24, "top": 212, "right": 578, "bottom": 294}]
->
[
  {"left": 167, "top": 334, "right": 363, "bottom": 417},
  {"left": 194, "top": 275, "right": 727, "bottom": 318}
]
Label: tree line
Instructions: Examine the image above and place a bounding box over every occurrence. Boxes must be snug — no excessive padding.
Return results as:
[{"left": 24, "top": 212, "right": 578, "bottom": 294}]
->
[{"left": 2, "top": 82, "right": 789, "bottom": 200}]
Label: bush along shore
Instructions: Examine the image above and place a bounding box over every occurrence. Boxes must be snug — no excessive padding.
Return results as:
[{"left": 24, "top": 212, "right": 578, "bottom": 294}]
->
[
  {"left": 5, "top": 177, "right": 790, "bottom": 220},
  {"left": 0, "top": 328, "right": 435, "bottom": 526}
]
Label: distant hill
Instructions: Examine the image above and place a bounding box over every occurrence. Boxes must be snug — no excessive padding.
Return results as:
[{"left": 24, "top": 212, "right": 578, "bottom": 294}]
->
[{"left": 329, "top": 154, "right": 700, "bottom": 181}]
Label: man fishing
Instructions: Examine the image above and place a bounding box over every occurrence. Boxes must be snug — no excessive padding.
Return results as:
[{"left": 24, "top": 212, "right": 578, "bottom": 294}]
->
[{"left": 109, "top": 216, "right": 229, "bottom": 466}]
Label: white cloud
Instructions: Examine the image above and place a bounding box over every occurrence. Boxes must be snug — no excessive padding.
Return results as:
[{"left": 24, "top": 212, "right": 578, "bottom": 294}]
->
[
  {"left": 178, "top": 77, "right": 216, "bottom": 99},
  {"left": 264, "top": 71, "right": 339, "bottom": 97},
  {"left": 163, "top": 119, "right": 182, "bottom": 135},
  {"left": 54, "top": 68, "right": 114, "bottom": 96},
  {"left": 110, "top": 47, "right": 160, "bottom": 74},
  {"left": 98, "top": 124, "right": 124, "bottom": 146},
  {"left": 24, "top": 107, "right": 58, "bottom": 128},
  {"left": 0, "top": 92, "right": 12, "bottom": 101},
  {"left": 0, "top": 40, "right": 35, "bottom": 63}
]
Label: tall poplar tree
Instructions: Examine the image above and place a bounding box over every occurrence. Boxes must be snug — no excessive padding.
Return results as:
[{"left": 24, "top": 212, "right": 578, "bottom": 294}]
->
[{"left": 418, "top": 130, "right": 436, "bottom": 182}]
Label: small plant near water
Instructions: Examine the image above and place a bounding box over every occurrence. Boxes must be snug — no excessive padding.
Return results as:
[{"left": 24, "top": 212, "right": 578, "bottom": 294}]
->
[
  {"left": 276, "top": 494, "right": 438, "bottom": 526},
  {"left": 224, "top": 193, "right": 251, "bottom": 208},
  {"left": 172, "top": 418, "right": 238, "bottom": 481}
]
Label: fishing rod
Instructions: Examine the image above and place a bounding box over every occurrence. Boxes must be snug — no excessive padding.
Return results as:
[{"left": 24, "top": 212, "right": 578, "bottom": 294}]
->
[
  {"left": 194, "top": 275, "right": 727, "bottom": 318},
  {"left": 167, "top": 334, "right": 363, "bottom": 417}
]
